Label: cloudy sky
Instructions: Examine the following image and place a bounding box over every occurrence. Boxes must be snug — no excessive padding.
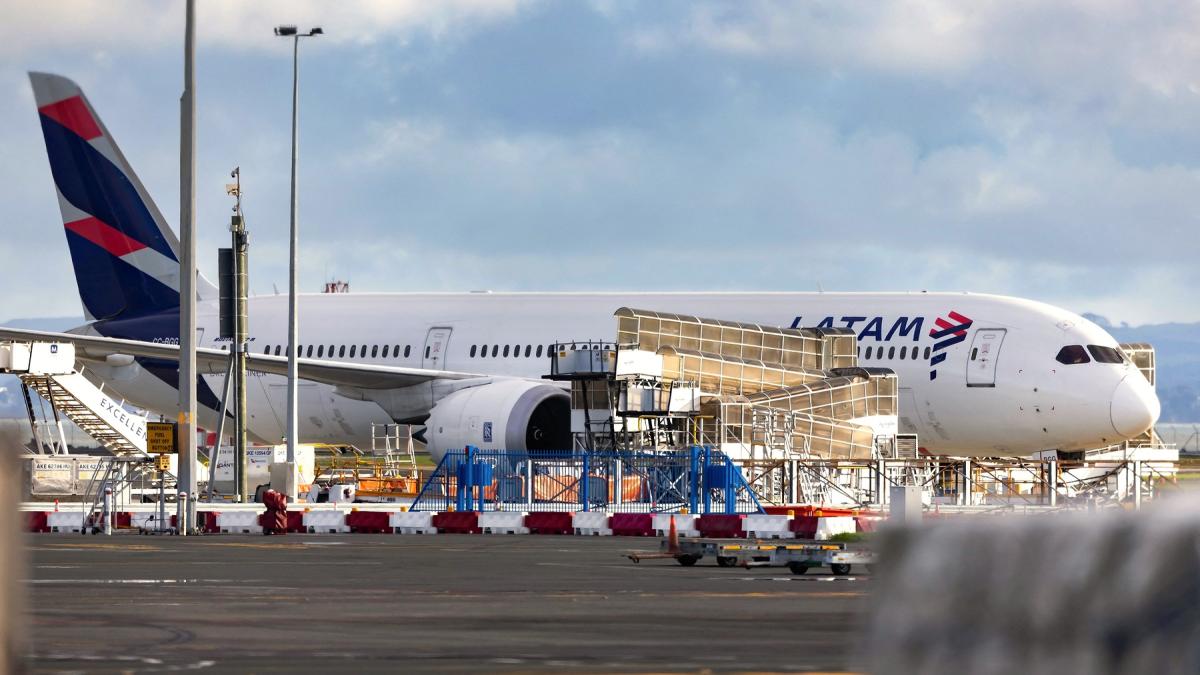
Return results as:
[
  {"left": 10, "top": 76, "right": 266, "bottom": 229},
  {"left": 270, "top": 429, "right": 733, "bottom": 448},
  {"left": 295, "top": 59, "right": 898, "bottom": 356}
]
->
[{"left": 1, "top": 1, "right": 1197, "bottom": 324}]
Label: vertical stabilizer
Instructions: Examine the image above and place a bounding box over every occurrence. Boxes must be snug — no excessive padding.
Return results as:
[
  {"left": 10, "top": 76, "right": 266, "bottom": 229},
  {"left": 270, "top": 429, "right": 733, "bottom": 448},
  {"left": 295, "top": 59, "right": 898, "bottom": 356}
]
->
[{"left": 29, "top": 72, "right": 215, "bottom": 321}]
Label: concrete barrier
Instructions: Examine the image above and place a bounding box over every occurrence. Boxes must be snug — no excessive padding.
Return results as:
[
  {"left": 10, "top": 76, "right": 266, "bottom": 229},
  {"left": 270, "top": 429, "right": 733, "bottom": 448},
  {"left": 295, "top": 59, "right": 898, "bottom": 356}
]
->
[
  {"left": 696, "top": 514, "right": 745, "bottom": 538},
  {"left": 652, "top": 513, "right": 699, "bottom": 537},
  {"left": 790, "top": 515, "right": 818, "bottom": 539},
  {"left": 572, "top": 511, "right": 612, "bottom": 536},
  {"left": 743, "top": 514, "right": 793, "bottom": 539},
  {"left": 346, "top": 510, "right": 392, "bottom": 534},
  {"left": 525, "top": 511, "right": 574, "bottom": 534},
  {"left": 302, "top": 509, "right": 348, "bottom": 533},
  {"left": 814, "top": 516, "right": 856, "bottom": 540},
  {"left": 479, "top": 511, "right": 529, "bottom": 534},
  {"left": 24, "top": 512, "right": 49, "bottom": 534},
  {"left": 611, "top": 513, "right": 654, "bottom": 536},
  {"left": 390, "top": 511, "right": 437, "bottom": 534},
  {"left": 432, "top": 511, "right": 481, "bottom": 534},
  {"left": 130, "top": 512, "right": 173, "bottom": 532},
  {"left": 217, "top": 510, "right": 264, "bottom": 534},
  {"left": 47, "top": 511, "right": 85, "bottom": 533}
]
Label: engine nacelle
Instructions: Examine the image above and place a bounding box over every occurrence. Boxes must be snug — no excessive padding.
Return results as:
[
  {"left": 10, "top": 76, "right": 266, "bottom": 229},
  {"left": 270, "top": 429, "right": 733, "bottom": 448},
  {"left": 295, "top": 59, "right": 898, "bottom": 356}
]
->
[{"left": 425, "top": 380, "right": 571, "bottom": 463}]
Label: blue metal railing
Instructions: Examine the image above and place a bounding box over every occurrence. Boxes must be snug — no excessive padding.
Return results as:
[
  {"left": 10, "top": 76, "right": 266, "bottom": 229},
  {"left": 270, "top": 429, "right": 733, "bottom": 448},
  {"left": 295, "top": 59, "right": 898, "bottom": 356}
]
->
[{"left": 411, "top": 446, "right": 764, "bottom": 514}]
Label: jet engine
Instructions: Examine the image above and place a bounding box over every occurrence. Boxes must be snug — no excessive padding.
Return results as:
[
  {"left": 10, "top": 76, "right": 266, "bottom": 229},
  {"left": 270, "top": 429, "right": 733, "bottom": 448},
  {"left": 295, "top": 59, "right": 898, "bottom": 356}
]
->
[{"left": 424, "top": 380, "right": 571, "bottom": 463}]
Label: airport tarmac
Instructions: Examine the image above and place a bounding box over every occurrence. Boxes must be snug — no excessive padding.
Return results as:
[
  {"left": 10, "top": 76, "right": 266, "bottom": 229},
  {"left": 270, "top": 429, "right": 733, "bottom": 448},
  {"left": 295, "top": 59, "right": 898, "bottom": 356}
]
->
[{"left": 24, "top": 534, "right": 870, "bottom": 673}]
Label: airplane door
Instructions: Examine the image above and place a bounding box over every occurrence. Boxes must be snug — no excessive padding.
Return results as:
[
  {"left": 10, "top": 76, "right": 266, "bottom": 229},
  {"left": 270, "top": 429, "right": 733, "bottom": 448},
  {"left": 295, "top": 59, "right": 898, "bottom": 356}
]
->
[
  {"left": 423, "top": 327, "right": 452, "bottom": 370},
  {"left": 966, "top": 328, "right": 1006, "bottom": 388}
]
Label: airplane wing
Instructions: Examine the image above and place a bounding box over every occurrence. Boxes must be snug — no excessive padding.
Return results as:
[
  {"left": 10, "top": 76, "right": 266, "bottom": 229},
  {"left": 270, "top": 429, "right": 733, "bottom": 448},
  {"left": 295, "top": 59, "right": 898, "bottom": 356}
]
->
[{"left": 0, "top": 326, "right": 484, "bottom": 390}]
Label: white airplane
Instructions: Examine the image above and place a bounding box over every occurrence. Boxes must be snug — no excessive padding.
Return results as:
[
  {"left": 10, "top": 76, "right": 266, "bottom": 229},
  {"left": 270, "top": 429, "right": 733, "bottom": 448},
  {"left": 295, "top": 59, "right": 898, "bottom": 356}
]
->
[{"left": 2, "top": 72, "right": 1160, "bottom": 460}]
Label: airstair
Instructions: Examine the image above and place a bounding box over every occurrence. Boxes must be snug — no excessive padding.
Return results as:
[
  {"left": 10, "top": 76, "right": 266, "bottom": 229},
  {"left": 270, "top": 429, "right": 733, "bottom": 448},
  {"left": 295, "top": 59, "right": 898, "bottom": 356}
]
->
[{"left": 1, "top": 341, "right": 147, "bottom": 456}]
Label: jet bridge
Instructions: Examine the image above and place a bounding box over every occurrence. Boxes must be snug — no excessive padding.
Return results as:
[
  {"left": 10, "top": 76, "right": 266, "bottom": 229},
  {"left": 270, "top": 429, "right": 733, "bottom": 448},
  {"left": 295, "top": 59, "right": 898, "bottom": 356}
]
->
[{"left": 0, "top": 341, "right": 147, "bottom": 456}]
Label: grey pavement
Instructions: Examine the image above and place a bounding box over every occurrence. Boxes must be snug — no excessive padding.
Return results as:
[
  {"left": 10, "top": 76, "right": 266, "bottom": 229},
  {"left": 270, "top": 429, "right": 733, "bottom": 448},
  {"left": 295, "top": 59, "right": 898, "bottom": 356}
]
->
[{"left": 24, "top": 534, "right": 870, "bottom": 673}]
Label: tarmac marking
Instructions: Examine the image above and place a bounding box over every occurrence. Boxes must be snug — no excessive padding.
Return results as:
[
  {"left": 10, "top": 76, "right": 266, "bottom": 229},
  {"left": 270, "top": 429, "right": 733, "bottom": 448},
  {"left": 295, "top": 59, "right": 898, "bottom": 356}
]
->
[
  {"left": 25, "top": 578, "right": 266, "bottom": 585},
  {"left": 206, "top": 542, "right": 317, "bottom": 550},
  {"left": 39, "top": 543, "right": 164, "bottom": 552}
]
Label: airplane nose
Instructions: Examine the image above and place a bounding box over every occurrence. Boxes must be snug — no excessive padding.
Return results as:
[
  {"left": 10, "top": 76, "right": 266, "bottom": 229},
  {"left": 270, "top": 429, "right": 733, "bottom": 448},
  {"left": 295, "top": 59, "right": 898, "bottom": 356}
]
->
[{"left": 1110, "top": 374, "right": 1161, "bottom": 439}]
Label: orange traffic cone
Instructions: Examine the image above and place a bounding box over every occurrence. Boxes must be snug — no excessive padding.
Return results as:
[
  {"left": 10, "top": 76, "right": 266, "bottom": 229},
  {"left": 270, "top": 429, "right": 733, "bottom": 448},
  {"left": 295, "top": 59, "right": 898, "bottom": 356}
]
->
[{"left": 667, "top": 514, "right": 680, "bottom": 554}]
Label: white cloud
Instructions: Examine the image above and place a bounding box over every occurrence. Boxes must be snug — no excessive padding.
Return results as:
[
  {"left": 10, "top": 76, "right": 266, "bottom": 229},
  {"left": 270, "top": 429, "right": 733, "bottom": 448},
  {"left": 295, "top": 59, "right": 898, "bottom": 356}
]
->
[{"left": 0, "top": 1, "right": 532, "bottom": 58}]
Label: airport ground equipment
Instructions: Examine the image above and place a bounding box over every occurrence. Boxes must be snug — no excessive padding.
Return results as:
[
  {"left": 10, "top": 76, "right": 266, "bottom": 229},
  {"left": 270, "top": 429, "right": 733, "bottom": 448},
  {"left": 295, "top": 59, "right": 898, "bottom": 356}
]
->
[
  {"left": 411, "top": 445, "right": 764, "bottom": 514},
  {"left": 1, "top": 341, "right": 148, "bottom": 456},
  {"left": 629, "top": 536, "right": 874, "bottom": 575},
  {"left": 546, "top": 309, "right": 912, "bottom": 508}
]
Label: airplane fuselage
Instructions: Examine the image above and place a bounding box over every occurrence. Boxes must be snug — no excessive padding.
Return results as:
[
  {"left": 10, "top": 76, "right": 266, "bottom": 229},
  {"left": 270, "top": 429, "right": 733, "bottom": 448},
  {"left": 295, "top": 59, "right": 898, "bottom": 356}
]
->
[{"left": 82, "top": 291, "right": 1159, "bottom": 457}]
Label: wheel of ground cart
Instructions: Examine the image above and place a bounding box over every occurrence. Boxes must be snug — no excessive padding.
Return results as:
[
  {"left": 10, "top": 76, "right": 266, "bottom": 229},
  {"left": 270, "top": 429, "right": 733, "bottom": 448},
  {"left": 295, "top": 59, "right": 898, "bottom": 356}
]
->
[
  {"left": 787, "top": 562, "right": 811, "bottom": 575},
  {"left": 716, "top": 556, "right": 737, "bottom": 568},
  {"left": 830, "top": 563, "right": 853, "bottom": 576},
  {"left": 677, "top": 554, "right": 700, "bottom": 567}
]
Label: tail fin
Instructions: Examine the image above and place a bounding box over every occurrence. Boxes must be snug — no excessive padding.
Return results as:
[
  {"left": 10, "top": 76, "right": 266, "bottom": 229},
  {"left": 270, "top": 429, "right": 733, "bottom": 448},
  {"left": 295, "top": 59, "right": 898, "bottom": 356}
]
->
[{"left": 29, "top": 72, "right": 215, "bottom": 321}]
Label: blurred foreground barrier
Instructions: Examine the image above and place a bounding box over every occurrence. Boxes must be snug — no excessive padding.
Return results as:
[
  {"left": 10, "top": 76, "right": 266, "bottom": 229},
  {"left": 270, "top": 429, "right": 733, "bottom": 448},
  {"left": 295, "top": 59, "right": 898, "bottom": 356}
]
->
[
  {"left": 869, "top": 496, "right": 1200, "bottom": 674},
  {"left": 2, "top": 435, "right": 25, "bottom": 672}
]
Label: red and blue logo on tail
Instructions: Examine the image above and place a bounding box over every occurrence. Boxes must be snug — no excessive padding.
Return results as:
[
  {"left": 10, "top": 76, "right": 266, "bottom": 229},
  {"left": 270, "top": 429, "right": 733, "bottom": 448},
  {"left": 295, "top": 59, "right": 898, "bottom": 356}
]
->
[{"left": 31, "top": 72, "right": 185, "bottom": 321}]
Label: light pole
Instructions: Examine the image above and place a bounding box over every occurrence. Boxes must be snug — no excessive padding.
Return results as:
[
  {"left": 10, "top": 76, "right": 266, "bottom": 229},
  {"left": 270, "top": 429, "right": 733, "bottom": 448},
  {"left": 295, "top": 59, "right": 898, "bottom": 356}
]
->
[{"left": 275, "top": 24, "right": 322, "bottom": 497}]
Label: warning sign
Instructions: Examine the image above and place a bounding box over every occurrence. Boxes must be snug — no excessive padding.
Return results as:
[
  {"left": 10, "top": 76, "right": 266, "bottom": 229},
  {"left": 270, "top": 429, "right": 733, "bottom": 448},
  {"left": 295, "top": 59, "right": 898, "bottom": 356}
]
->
[{"left": 146, "top": 421, "right": 177, "bottom": 454}]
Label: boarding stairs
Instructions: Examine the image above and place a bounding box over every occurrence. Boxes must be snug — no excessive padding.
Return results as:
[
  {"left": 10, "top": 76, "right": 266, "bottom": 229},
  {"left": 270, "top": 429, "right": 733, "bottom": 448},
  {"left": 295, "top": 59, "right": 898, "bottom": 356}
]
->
[{"left": 1, "top": 341, "right": 147, "bottom": 456}]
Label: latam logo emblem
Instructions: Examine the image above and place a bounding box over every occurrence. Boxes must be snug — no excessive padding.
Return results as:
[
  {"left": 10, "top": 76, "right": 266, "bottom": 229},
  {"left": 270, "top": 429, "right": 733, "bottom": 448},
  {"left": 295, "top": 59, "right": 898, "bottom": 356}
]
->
[{"left": 928, "top": 311, "right": 973, "bottom": 380}]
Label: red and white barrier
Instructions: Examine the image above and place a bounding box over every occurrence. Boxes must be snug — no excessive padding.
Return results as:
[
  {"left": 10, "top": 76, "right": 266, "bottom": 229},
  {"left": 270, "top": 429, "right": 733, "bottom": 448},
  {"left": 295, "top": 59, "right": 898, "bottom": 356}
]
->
[{"left": 22, "top": 503, "right": 878, "bottom": 539}]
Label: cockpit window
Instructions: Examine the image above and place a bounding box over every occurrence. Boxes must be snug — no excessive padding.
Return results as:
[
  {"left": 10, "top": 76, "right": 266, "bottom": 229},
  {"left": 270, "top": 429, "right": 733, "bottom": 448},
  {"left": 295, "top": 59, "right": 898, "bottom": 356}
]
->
[
  {"left": 1087, "top": 345, "right": 1125, "bottom": 364},
  {"left": 1055, "top": 345, "right": 1090, "bottom": 365}
]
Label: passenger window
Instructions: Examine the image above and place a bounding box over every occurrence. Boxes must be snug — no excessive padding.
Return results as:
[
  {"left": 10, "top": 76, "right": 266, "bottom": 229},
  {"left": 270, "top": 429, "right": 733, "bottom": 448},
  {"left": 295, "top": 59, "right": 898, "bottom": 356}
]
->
[
  {"left": 305, "top": 345, "right": 312, "bottom": 358},
  {"left": 470, "top": 345, "right": 477, "bottom": 358},
  {"left": 263, "top": 345, "right": 270, "bottom": 354},
  {"left": 888, "top": 347, "right": 895, "bottom": 359},
  {"left": 1055, "top": 345, "right": 1090, "bottom": 365},
  {"left": 536, "top": 345, "right": 543, "bottom": 358},
  {"left": 350, "top": 345, "right": 357, "bottom": 358},
  {"left": 913, "top": 347, "right": 919, "bottom": 360},
  {"left": 503, "top": 345, "right": 510, "bottom": 357},
  {"left": 899, "top": 346, "right": 907, "bottom": 359},
  {"left": 512, "top": 344, "right": 520, "bottom": 358},
  {"left": 360, "top": 344, "right": 367, "bottom": 357},
  {"left": 970, "top": 348, "right": 978, "bottom": 361},
  {"left": 1087, "top": 345, "right": 1125, "bottom": 364},
  {"left": 318, "top": 345, "right": 324, "bottom": 358},
  {"left": 404, "top": 345, "right": 411, "bottom": 358},
  {"left": 865, "top": 346, "right": 873, "bottom": 359},
  {"left": 481, "top": 344, "right": 488, "bottom": 357},
  {"left": 274, "top": 345, "right": 281, "bottom": 356},
  {"left": 382, "top": 345, "right": 390, "bottom": 358},
  {"left": 492, "top": 345, "right": 499, "bottom": 357},
  {"left": 425, "top": 346, "right": 431, "bottom": 359},
  {"left": 924, "top": 347, "right": 931, "bottom": 360},
  {"left": 524, "top": 345, "right": 531, "bottom": 358},
  {"left": 328, "top": 344, "right": 334, "bottom": 357},
  {"left": 335, "top": 345, "right": 343, "bottom": 358},
  {"left": 371, "top": 345, "right": 378, "bottom": 358}
]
